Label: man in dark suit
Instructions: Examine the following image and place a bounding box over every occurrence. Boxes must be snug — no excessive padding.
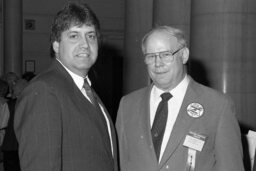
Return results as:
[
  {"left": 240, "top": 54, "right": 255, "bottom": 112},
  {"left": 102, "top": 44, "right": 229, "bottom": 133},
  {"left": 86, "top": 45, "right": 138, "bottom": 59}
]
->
[
  {"left": 14, "top": 2, "right": 118, "bottom": 171},
  {"left": 116, "top": 26, "right": 244, "bottom": 171}
]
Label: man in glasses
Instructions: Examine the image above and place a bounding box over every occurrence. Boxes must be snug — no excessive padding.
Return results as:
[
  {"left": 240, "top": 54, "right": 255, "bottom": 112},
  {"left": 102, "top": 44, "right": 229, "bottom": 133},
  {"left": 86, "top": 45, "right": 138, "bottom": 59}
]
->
[{"left": 116, "top": 26, "right": 244, "bottom": 171}]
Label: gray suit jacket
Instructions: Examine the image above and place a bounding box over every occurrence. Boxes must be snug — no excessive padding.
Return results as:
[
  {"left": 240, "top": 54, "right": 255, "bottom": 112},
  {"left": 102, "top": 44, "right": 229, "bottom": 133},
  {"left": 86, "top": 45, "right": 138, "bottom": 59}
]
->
[
  {"left": 14, "top": 60, "right": 118, "bottom": 171},
  {"left": 116, "top": 77, "right": 244, "bottom": 171}
]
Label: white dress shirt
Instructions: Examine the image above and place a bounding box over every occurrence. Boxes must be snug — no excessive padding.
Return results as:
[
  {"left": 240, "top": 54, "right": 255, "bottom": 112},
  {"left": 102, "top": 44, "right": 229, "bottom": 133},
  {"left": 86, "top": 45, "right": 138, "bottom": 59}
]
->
[
  {"left": 150, "top": 75, "right": 190, "bottom": 162},
  {"left": 56, "top": 59, "right": 114, "bottom": 155}
]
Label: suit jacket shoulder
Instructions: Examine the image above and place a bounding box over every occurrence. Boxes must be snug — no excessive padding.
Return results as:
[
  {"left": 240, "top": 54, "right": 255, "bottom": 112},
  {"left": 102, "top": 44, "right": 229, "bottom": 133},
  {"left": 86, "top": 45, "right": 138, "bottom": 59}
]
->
[{"left": 122, "top": 86, "right": 150, "bottom": 102}]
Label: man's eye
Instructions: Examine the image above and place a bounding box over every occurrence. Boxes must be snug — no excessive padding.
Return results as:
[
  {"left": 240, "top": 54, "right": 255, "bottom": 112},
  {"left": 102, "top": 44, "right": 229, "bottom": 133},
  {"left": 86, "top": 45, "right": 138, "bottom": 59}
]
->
[
  {"left": 69, "top": 34, "right": 78, "bottom": 39},
  {"left": 146, "top": 54, "right": 155, "bottom": 59},
  {"left": 87, "top": 34, "right": 97, "bottom": 40},
  {"left": 161, "top": 52, "right": 172, "bottom": 58}
]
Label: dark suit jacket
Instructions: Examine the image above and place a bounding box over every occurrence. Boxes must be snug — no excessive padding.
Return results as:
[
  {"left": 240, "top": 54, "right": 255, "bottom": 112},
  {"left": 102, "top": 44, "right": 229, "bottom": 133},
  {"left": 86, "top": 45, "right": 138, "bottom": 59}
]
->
[
  {"left": 116, "top": 77, "right": 244, "bottom": 171},
  {"left": 14, "top": 60, "right": 118, "bottom": 171}
]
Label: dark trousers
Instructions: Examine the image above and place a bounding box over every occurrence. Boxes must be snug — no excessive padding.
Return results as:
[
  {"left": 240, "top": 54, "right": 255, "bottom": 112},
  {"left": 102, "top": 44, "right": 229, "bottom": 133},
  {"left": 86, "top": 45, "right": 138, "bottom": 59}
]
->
[{"left": 3, "top": 151, "right": 21, "bottom": 171}]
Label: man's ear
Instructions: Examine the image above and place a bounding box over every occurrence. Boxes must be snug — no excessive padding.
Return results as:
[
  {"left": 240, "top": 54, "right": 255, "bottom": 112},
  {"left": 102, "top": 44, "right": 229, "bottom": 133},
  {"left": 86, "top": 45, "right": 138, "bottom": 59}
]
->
[
  {"left": 52, "top": 41, "right": 60, "bottom": 54},
  {"left": 182, "top": 47, "right": 189, "bottom": 64}
]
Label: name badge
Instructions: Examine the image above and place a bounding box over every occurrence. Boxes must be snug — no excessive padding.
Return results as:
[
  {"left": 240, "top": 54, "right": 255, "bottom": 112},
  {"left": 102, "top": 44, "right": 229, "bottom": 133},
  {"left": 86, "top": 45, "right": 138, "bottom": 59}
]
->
[{"left": 183, "top": 131, "right": 206, "bottom": 152}]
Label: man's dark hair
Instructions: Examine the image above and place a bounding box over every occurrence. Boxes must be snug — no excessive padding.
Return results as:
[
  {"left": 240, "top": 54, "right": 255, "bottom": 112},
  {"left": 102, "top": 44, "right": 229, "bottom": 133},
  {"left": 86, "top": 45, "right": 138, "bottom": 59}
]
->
[{"left": 50, "top": 1, "right": 101, "bottom": 44}]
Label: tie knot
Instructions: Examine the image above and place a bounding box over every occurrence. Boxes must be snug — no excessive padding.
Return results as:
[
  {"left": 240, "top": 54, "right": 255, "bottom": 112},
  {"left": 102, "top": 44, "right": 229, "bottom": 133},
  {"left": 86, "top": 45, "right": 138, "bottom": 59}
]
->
[
  {"left": 160, "top": 92, "right": 172, "bottom": 101},
  {"left": 83, "top": 79, "right": 91, "bottom": 91}
]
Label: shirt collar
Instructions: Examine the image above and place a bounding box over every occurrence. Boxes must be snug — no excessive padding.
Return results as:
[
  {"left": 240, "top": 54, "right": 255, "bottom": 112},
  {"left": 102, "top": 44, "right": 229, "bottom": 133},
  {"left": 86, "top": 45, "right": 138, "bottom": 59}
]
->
[
  {"left": 152, "top": 74, "right": 190, "bottom": 100},
  {"left": 56, "top": 59, "right": 91, "bottom": 90}
]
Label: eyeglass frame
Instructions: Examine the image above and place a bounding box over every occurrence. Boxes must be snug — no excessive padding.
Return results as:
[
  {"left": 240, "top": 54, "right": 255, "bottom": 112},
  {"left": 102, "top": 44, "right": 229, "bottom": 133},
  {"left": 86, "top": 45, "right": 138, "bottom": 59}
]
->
[{"left": 144, "top": 46, "right": 185, "bottom": 65}]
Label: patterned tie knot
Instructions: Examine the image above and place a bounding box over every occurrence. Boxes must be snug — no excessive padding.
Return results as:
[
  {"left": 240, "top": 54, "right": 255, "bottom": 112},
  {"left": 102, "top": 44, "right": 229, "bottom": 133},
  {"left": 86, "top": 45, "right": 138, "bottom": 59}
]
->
[
  {"left": 83, "top": 79, "right": 91, "bottom": 91},
  {"left": 160, "top": 92, "right": 172, "bottom": 101}
]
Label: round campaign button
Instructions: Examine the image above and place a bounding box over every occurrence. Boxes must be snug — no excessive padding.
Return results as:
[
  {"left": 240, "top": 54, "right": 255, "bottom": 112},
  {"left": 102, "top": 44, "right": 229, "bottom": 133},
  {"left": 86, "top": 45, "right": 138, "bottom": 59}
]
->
[{"left": 187, "top": 103, "right": 204, "bottom": 118}]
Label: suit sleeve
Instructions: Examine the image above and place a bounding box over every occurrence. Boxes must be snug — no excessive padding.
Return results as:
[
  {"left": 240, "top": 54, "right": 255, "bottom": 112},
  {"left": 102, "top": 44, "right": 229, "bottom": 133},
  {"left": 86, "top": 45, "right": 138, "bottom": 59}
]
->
[
  {"left": 115, "top": 97, "right": 128, "bottom": 171},
  {"left": 215, "top": 98, "right": 245, "bottom": 171},
  {"left": 14, "top": 82, "right": 62, "bottom": 171}
]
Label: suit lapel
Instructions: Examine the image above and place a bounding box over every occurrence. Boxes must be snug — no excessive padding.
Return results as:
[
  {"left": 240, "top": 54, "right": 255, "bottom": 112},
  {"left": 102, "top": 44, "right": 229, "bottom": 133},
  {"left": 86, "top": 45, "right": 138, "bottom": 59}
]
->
[
  {"left": 141, "top": 86, "right": 154, "bottom": 146},
  {"left": 75, "top": 84, "right": 114, "bottom": 158},
  {"left": 159, "top": 78, "right": 200, "bottom": 167},
  {"left": 140, "top": 85, "right": 161, "bottom": 164},
  {"left": 94, "top": 91, "right": 119, "bottom": 164},
  {"left": 53, "top": 60, "right": 98, "bottom": 114},
  {"left": 53, "top": 60, "right": 114, "bottom": 159}
]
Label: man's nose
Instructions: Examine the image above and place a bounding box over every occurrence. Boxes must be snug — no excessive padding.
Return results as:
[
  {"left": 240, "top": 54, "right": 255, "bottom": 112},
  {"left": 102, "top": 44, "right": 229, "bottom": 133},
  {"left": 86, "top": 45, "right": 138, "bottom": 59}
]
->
[
  {"left": 79, "top": 37, "right": 89, "bottom": 48},
  {"left": 154, "top": 54, "right": 163, "bottom": 66}
]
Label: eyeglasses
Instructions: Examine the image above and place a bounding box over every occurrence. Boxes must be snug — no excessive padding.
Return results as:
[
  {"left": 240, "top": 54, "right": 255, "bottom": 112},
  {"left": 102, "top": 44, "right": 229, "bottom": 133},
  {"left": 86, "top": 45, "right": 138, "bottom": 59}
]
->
[{"left": 144, "top": 47, "right": 184, "bottom": 65}]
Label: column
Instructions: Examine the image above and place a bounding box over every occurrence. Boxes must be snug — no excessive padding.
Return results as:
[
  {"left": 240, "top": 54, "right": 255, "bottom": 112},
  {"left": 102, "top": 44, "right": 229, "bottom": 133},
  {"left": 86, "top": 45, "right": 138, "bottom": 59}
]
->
[
  {"left": 190, "top": 0, "right": 256, "bottom": 129},
  {"left": 0, "top": 0, "right": 3, "bottom": 76},
  {"left": 123, "top": 0, "right": 153, "bottom": 94},
  {"left": 3, "top": 0, "right": 23, "bottom": 76},
  {"left": 153, "top": 0, "right": 191, "bottom": 45}
]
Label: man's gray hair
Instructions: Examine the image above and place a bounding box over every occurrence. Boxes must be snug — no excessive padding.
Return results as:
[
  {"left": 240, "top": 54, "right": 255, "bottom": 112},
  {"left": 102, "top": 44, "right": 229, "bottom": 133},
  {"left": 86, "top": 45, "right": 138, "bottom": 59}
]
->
[{"left": 141, "top": 26, "right": 187, "bottom": 54}]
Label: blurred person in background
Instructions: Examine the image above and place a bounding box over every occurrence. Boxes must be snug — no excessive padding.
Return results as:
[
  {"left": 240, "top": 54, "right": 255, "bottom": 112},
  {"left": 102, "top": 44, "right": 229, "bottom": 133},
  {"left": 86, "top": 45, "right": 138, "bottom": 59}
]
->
[
  {"left": 2, "top": 72, "right": 19, "bottom": 99},
  {"left": 2, "top": 79, "right": 28, "bottom": 171},
  {"left": 0, "top": 79, "right": 9, "bottom": 149}
]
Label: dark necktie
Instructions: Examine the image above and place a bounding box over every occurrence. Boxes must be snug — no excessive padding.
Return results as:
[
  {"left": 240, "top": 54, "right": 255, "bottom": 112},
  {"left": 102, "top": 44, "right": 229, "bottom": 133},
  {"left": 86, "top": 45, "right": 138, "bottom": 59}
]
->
[
  {"left": 151, "top": 92, "right": 172, "bottom": 160},
  {"left": 83, "top": 78, "right": 99, "bottom": 108},
  {"left": 83, "top": 79, "right": 112, "bottom": 154},
  {"left": 83, "top": 79, "right": 107, "bottom": 132}
]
